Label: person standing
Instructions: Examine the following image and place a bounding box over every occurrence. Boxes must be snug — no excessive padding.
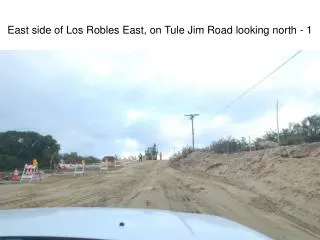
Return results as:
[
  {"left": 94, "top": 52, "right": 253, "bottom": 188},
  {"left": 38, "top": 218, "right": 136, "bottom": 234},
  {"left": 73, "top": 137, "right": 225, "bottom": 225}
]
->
[{"left": 138, "top": 153, "right": 143, "bottom": 162}]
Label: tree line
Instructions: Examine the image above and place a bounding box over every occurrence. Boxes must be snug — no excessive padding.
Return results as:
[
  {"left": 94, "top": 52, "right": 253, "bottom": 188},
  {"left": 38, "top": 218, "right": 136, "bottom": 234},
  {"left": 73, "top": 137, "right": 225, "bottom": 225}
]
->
[
  {"left": 0, "top": 131, "right": 60, "bottom": 171},
  {"left": 0, "top": 131, "right": 100, "bottom": 171},
  {"left": 176, "top": 114, "right": 320, "bottom": 156},
  {"left": 59, "top": 152, "right": 101, "bottom": 164},
  {"left": 207, "top": 114, "right": 320, "bottom": 154}
]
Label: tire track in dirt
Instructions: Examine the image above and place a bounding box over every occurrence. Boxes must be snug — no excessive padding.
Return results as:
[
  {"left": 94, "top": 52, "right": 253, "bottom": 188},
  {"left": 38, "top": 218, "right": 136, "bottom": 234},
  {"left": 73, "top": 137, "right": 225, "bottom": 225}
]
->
[
  {"left": 1, "top": 161, "right": 319, "bottom": 240},
  {"left": 0, "top": 163, "right": 152, "bottom": 209},
  {"left": 117, "top": 161, "right": 171, "bottom": 210},
  {"left": 176, "top": 169, "right": 320, "bottom": 239},
  {"left": 168, "top": 165, "right": 320, "bottom": 240}
]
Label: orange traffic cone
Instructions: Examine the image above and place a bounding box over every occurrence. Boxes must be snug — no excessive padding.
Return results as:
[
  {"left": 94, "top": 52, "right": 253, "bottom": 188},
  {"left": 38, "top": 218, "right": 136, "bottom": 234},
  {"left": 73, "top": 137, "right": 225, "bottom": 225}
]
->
[{"left": 12, "top": 168, "right": 20, "bottom": 181}]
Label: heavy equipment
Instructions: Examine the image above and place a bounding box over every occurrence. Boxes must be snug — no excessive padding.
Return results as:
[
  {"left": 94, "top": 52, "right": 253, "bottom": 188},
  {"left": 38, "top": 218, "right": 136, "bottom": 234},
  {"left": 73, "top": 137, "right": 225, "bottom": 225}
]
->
[{"left": 145, "top": 143, "right": 158, "bottom": 160}]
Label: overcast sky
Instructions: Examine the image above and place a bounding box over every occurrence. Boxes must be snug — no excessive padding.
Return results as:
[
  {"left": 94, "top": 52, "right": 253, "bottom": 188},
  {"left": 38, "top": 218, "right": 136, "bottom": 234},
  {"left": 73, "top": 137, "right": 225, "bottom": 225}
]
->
[{"left": 0, "top": 49, "right": 319, "bottom": 158}]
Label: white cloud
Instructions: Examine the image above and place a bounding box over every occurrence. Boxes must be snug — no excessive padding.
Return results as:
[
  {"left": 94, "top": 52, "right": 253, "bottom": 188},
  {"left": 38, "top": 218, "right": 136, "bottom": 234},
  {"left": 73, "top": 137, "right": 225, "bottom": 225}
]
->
[
  {"left": 116, "top": 138, "right": 139, "bottom": 150},
  {"left": 49, "top": 48, "right": 302, "bottom": 94},
  {"left": 200, "top": 115, "right": 232, "bottom": 131},
  {"left": 278, "top": 99, "right": 318, "bottom": 128},
  {"left": 159, "top": 116, "right": 190, "bottom": 139},
  {"left": 52, "top": 51, "right": 118, "bottom": 81},
  {"left": 158, "top": 114, "right": 231, "bottom": 149},
  {"left": 221, "top": 99, "right": 319, "bottom": 140},
  {"left": 125, "top": 109, "right": 147, "bottom": 127},
  {"left": 299, "top": 59, "right": 320, "bottom": 93},
  {"left": 130, "top": 47, "right": 298, "bottom": 92},
  {"left": 58, "top": 129, "right": 97, "bottom": 153},
  {"left": 86, "top": 58, "right": 115, "bottom": 78}
]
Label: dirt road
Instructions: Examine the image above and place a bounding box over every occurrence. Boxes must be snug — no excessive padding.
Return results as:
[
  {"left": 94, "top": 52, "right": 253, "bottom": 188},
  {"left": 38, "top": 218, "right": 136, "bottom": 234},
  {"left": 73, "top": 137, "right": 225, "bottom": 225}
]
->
[{"left": 0, "top": 161, "right": 319, "bottom": 240}]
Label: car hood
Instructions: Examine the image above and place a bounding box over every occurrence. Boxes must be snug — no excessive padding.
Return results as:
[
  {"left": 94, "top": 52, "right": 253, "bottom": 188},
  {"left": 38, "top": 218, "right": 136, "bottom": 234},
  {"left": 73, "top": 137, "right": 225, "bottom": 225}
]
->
[{"left": 0, "top": 207, "right": 271, "bottom": 240}]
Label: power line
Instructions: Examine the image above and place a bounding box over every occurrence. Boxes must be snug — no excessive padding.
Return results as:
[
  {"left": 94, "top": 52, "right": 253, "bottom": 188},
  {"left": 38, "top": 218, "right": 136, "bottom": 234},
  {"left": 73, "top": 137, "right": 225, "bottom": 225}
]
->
[{"left": 214, "top": 50, "right": 303, "bottom": 116}]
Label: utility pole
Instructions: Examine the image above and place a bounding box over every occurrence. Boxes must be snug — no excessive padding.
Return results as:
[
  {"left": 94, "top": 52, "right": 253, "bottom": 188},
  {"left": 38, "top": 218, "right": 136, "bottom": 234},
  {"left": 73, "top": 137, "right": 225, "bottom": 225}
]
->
[
  {"left": 276, "top": 100, "right": 280, "bottom": 144},
  {"left": 184, "top": 113, "right": 199, "bottom": 150}
]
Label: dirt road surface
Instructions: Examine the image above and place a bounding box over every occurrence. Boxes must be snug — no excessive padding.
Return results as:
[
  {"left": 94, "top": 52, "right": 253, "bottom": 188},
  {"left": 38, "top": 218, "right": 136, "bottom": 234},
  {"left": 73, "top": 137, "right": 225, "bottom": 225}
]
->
[{"left": 0, "top": 161, "right": 319, "bottom": 240}]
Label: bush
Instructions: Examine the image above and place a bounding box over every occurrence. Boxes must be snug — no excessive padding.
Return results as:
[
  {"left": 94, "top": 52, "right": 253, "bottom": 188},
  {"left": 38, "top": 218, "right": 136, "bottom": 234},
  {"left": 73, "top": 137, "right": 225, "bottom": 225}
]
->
[
  {"left": 181, "top": 146, "right": 193, "bottom": 158},
  {"left": 205, "top": 114, "right": 320, "bottom": 154}
]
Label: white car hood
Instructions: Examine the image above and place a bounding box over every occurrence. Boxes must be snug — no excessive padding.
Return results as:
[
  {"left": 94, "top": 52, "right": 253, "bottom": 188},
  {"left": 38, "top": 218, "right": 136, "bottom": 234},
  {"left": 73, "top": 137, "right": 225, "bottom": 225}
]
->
[{"left": 0, "top": 207, "right": 271, "bottom": 240}]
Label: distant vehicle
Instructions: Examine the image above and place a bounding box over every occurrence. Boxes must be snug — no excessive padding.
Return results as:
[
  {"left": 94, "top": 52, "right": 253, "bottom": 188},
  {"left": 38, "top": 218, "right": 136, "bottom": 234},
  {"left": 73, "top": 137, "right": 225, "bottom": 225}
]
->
[
  {"left": 145, "top": 143, "right": 158, "bottom": 160},
  {"left": 0, "top": 207, "right": 271, "bottom": 240}
]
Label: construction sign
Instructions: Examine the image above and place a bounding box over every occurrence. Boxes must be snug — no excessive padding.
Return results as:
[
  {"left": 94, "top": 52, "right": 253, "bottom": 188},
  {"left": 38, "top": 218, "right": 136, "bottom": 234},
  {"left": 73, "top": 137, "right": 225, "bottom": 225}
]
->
[{"left": 32, "top": 159, "right": 38, "bottom": 168}]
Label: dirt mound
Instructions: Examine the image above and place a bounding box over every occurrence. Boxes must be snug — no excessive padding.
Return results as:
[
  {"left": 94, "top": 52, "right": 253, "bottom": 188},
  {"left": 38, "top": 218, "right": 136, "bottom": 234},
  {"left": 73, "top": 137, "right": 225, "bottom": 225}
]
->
[{"left": 169, "top": 143, "right": 320, "bottom": 234}]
